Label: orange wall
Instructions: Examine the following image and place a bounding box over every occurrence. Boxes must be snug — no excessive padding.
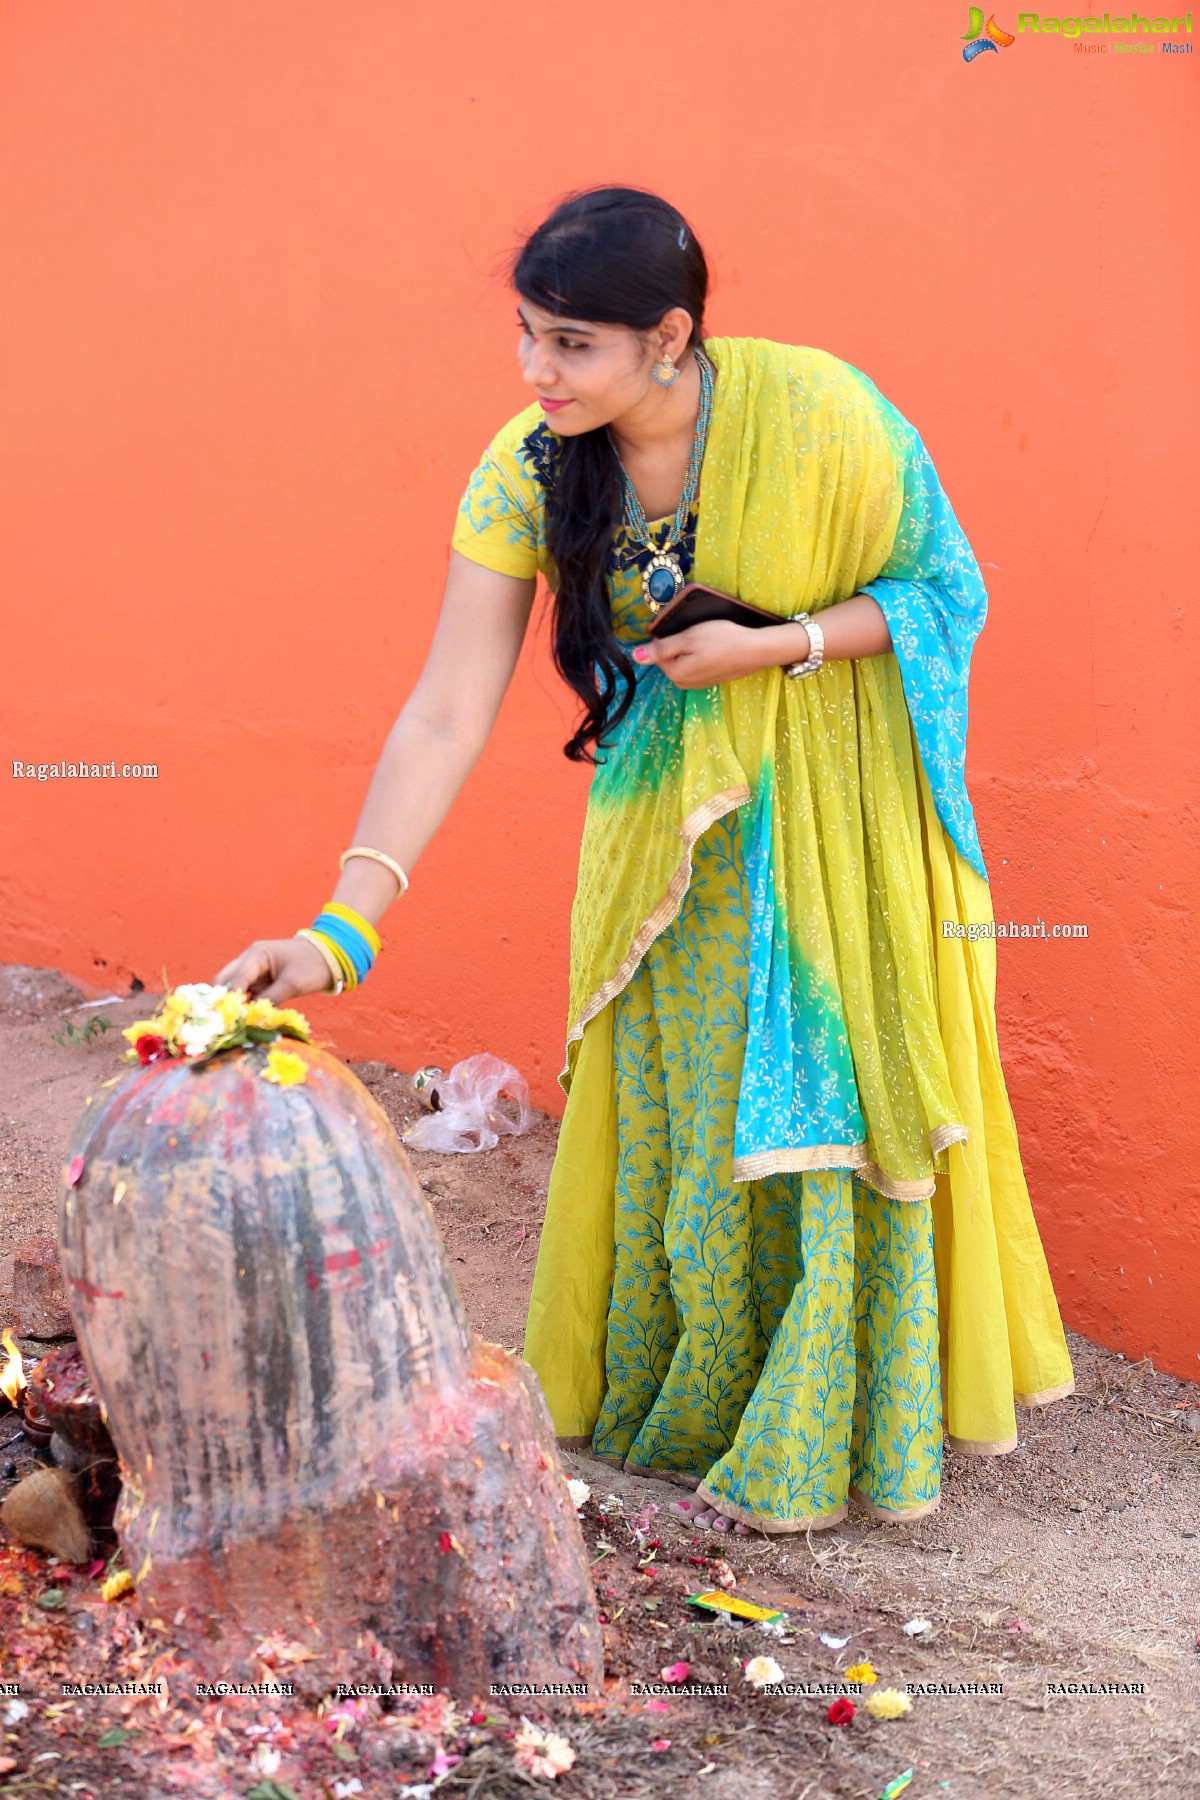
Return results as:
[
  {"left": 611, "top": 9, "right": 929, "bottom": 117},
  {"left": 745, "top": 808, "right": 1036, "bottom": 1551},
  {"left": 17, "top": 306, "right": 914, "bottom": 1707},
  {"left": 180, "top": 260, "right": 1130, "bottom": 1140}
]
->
[{"left": 2, "top": 5, "right": 1197, "bottom": 1379}]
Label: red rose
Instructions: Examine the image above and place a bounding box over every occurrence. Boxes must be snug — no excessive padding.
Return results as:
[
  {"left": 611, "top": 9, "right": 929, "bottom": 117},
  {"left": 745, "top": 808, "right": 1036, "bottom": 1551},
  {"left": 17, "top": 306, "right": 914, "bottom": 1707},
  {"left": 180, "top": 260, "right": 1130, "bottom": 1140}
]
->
[
  {"left": 135, "top": 1034, "right": 169, "bottom": 1065},
  {"left": 827, "top": 1697, "right": 855, "bottom": 1726}
]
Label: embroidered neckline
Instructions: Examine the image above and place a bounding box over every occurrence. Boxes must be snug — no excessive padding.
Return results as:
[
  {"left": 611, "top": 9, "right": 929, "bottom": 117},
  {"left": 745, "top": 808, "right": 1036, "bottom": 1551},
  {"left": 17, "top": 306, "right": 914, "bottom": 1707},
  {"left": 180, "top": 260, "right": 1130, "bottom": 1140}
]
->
[{"left": 515, "top": 419, "right": 698, "bottom": 583}]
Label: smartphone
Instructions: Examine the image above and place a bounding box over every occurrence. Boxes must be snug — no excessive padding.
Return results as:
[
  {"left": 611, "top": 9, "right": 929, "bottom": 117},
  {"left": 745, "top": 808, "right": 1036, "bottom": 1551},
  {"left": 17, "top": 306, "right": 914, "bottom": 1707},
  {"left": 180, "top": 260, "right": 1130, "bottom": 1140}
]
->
[{"left": 646, "top": 581, "right": 787, "bottom": 639}]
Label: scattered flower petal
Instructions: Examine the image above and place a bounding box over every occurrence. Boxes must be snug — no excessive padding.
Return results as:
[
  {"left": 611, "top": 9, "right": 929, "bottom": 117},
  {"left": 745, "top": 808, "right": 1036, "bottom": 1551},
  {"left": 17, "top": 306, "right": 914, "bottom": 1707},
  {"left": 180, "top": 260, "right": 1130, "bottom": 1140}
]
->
[
  {"left": 100, "top": 1569, "right": 133, "bottom": 1602},
  {"left": 710, "top": 1558, "right": 737, "bottom": 1590},
  {"left": 820, "top": 1632, "right": 852, "bottom": 1649},
  {"left": 827, "top": 1696, "right": 856, "bottom": 1726},
  {"left": 866, "top": 1688, "right": 913, "bottom": 1721},
  {"left": 650, "top": 1738, "right": 672, "bottom": 1751},
  {"left": 251, "top": 1745, "right": 281, "bottom": 1775},
  {"left": 67, "top": 1156, "right": 85, "bottom": 1187},
  {"left": 512, "top": 1717, "right": 576, "bottom": 1779},
  {"left": 4, "top": 1701, "right": 29, "bottom": 1725},
  {"left": 660, "top": 1661, "right": 690, "bottom": 1683},
  {"left": 567, "top": 1479, "right": 591, "bottom": 1511},
  {"left": 598, "top": 1494, "right": 624, "bottom": 1514},
  {"left": 644, "top": 1698, "right": 671, "bottom": 1713},
  {"left": 429, "top": 1746, "right": 460, "bottom": 1778},
  {"left": 437, "top": 1531, "right": 466, "bottom": 1557},
  {"left": 743, "top": 1655, "right": 784, "bottom": 1689}
]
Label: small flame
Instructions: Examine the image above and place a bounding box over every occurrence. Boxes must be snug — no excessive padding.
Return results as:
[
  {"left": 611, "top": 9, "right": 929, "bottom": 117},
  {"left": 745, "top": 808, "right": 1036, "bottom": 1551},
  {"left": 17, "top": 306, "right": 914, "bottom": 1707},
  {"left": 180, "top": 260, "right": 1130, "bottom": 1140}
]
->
[{"left": 0, "top": 1327, "right": 26, "bottom": 1407}]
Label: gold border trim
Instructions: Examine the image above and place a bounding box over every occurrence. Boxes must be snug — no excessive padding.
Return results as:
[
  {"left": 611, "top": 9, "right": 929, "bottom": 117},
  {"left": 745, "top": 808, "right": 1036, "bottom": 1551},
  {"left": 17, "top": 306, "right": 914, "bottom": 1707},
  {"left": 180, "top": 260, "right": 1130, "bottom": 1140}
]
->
[
  {"left": 849, "top": 1483, "right": 942, "bottom": 1523},
  {"left": 856, "top": 1161, "right": 938, "bottom": 1203},
  {"left": 945, "top": 1431, "right": 1020, "bottom": 1455},
  {"left": 693, "top": 1482, "right": 848, "bottom": 1535},
  {"left": 732, "top": 1143, "right": 869, "bottom": 1182},
  {"left": 559, "top": 785, "right": 752, "bottom": 1084},
  {"left": 623, "top": 1459, "right": 705, "bottom": 1491},
  {"left": 730, "top": 1127, "right": 967, "bottom": 1203},
  {"left": 556, "top": 1435, "right": 598, "bottom": 1452},
  {"left": 1015, "top": 1377, "right": 1076, "bottom": 1407}
]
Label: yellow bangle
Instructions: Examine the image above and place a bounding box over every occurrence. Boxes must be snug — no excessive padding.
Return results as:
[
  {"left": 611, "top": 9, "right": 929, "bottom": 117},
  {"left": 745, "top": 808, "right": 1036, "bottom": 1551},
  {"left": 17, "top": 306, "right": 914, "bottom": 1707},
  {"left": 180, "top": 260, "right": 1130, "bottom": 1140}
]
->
[
  {"left": 295, "top": 929, "right": 345, "bottom": 995},
  {"left": 340, "top": 846, "right": 409, "bottom": 895},
  {"left": 323, "top": 932, "right": 360, "bottom": 990},
  {"left": 322, "top": 899, "right": 382, "bottom": 958}
]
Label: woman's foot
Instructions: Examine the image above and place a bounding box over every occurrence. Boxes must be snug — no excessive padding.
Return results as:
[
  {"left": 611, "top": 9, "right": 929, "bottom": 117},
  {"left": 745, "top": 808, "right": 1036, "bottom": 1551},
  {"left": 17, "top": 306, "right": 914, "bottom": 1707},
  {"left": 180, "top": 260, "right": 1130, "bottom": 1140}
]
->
[{"left": 672, "top": 1496, "right": 752, "bottom": 1535}]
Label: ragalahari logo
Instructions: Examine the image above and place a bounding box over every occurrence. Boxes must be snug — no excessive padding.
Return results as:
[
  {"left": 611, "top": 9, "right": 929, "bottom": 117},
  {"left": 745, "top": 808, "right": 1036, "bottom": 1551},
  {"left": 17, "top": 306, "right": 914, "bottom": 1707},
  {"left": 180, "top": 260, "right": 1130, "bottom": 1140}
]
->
[{"left": 962, "top": 7, "right": 1017, "bottom": 56}]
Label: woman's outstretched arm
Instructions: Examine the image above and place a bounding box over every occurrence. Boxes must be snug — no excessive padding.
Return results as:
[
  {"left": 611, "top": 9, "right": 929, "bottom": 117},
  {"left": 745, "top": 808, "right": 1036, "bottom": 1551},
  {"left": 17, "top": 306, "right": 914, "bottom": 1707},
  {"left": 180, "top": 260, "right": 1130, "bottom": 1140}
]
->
[{"left": 214, "top": 549, "right": 536, "bottom": 1001}]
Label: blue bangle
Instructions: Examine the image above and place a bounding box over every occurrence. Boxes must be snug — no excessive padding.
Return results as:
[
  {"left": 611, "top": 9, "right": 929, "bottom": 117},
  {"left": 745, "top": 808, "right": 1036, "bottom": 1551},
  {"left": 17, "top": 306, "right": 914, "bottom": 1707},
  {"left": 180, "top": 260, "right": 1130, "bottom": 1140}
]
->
[{"left": 311, "top": 910, "right": 374, "bottom": 984}]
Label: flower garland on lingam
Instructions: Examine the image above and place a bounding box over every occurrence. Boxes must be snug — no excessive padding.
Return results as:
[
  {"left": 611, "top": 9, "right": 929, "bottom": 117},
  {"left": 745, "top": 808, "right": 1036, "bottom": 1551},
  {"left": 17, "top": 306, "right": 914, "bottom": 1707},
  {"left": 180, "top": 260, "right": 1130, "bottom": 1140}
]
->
[{"left": 121, "top": 983, "right": 313, "bottom": 1086}]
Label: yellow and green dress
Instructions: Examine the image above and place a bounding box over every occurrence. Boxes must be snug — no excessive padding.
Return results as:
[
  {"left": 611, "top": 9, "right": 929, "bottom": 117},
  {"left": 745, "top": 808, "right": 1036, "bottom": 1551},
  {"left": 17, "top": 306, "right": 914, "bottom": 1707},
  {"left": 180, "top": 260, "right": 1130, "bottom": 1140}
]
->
[{"left": 450, "top": 336, "right": 1075, "bottom": 1531}]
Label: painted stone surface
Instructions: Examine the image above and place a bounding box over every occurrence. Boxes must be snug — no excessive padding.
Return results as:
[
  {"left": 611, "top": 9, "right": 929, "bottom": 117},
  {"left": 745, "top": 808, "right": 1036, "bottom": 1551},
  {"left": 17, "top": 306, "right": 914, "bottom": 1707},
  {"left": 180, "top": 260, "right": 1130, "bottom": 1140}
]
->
[{"left": 57, "top": 1042, "right": 602, "bottom": 1699}]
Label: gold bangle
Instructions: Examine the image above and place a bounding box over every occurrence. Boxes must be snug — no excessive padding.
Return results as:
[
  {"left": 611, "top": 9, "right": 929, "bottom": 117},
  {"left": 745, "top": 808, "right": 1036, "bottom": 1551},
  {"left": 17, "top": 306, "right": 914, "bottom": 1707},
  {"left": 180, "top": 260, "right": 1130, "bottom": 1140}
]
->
[
  {"left": 295, "top": 929, "right": 345, "bottom": 995},
  {"left": 340, "top": 846, "right": 409, "bottom": 895}
]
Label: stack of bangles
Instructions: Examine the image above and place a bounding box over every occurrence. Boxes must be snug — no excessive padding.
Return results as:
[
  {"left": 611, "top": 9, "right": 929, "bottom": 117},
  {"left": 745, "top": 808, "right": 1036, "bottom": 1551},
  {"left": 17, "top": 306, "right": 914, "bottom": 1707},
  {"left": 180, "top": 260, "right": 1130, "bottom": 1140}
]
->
[{"left": 295, "top": 846, "right": 409, "bottom": 996}]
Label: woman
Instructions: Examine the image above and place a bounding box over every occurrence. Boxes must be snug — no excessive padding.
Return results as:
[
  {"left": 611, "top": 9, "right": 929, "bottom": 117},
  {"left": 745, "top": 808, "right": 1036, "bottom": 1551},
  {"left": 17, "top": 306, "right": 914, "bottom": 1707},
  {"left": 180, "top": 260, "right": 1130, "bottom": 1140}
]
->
[{"left": 217, "top": 186, "right": 1075, "bottom": 1537}]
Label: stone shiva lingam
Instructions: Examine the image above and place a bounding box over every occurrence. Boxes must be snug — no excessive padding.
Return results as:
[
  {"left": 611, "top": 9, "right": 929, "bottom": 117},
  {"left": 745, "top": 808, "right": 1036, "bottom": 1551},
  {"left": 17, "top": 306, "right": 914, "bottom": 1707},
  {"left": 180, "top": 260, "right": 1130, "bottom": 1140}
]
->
[{"left": 56, "top": 986, "right": 602, "bottom": 1699}]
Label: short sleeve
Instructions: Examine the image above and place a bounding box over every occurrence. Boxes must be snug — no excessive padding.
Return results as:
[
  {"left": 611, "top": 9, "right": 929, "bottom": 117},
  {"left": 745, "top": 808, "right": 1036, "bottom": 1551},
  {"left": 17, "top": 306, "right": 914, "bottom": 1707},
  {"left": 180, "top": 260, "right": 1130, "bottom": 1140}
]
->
[{"left": 450, "top": 404, "right": 549, "bottom": 580}]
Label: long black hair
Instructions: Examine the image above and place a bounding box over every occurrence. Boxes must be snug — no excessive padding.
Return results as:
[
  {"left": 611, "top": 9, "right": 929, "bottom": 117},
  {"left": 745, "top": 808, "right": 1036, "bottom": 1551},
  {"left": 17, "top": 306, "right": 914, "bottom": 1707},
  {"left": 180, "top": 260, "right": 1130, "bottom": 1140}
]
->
[{"left": 511, "top": 187, "right": 709, "bottom": 762}]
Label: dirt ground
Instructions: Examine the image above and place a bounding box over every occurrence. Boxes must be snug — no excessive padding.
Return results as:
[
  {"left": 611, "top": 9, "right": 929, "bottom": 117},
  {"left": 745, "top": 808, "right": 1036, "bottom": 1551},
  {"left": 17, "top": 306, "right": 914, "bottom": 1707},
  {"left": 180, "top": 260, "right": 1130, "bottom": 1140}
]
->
[{"left": 1, "top": 966, "right": 1198, "bottom": 1800}]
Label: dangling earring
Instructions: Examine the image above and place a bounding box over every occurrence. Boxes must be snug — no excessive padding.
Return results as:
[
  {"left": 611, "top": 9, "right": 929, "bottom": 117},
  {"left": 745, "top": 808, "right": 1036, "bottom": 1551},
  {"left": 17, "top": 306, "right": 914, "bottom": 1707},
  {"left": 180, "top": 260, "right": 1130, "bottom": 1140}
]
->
[{"left": 651, "top": 352, "right": 679, "bottom": 388}]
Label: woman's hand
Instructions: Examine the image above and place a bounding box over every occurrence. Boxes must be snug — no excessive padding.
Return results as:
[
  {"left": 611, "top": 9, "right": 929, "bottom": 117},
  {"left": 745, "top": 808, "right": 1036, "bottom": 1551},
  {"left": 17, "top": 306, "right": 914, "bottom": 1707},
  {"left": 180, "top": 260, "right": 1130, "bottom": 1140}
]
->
[
  {"left": 631, "top": 619, "right": 805, "bottom": 689},
  {"left": 213, "top": 935, "right": 336, "bottom": 1003}
]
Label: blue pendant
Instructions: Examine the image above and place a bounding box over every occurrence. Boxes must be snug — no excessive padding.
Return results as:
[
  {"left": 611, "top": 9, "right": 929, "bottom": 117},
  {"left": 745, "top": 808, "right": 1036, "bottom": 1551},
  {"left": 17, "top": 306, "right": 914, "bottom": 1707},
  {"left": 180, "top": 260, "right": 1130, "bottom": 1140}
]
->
[{"left": 643, "top": 555, "right": 683, "bottom": 609}]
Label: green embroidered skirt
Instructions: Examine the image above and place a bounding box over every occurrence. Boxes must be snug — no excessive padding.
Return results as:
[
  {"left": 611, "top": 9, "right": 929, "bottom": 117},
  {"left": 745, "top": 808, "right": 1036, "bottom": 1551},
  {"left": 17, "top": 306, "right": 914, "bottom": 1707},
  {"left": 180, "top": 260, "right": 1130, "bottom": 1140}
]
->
[{"left": 525, "top": 809, "right": 943, "bottom": 1531}]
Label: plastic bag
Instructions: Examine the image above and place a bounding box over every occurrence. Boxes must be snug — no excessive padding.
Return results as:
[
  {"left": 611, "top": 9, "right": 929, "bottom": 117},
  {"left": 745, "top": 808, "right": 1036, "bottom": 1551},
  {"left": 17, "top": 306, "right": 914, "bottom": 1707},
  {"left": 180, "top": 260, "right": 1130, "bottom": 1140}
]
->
[{"left": 401, "top": 1053, "right": 534, "bottom": 1154}]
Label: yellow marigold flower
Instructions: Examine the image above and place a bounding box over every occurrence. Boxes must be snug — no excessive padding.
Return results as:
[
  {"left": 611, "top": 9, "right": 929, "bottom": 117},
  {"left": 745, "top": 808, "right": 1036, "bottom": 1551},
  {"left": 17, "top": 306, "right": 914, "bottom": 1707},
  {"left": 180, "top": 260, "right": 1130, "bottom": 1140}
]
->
[
  {"left": 844, "top": 1661, "right": 878, "bottom": 1685},
  {"left": 215, "top": 991, "right": 246, "bottom": 1030},
  {"left": 101, "top": 1568, "right": 134, "bottom": 1601},
  {"left": 865, "top": 1687, "right": 912, "bottom": 1721},
  {"left": 245, "top": 998, "right": 285, "bottom": 1030},
  {"left": 263, "top": 1046, "right": 309, "bottom": 1087},
  {"left": 272, "top": 1006, "right": 312, "bottom": 1041}
]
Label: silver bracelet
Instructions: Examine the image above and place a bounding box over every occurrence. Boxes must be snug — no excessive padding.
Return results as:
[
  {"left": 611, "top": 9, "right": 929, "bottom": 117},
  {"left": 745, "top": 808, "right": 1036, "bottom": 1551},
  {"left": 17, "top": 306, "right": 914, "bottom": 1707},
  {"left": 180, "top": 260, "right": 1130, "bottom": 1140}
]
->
[{"left": 783, "top": 612, "right": 824, "bottom": 679}]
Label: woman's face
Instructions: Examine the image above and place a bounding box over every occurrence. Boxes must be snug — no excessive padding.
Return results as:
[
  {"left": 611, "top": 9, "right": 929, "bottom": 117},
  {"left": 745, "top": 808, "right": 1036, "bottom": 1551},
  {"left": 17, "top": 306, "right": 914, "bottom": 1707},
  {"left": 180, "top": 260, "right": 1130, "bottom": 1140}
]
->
[{"left": 515, "top": 297, "right": 691, "bottom": 436}]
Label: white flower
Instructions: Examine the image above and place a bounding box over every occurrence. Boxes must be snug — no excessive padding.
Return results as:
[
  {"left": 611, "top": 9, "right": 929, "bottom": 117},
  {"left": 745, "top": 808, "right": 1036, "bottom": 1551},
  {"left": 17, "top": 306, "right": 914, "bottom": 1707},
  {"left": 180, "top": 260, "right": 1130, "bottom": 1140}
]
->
[
  {"left": 902, "top": 1617, "right": 933, "bottom": 1636},
  {"left": 172, "top": 982, "right": 231, "bottom": 1013},
  {"left": 397, "top": 1787, "right": 435, "bottom": 1800},
  {"left": 598, "top": 1493, "right": 624, "bottom": 1514},
  {"left": 333, "top": 1783, "right": 364, "bottom": 1798},
  {"left": 251, "top": 1745, "right": 281, "bottom": 1775},
  {"left": 566, "top": 1479, "right": 591, "bottom": 1511},
  {"left": 755, "top": 1617, "right": 791, "bottom": 1639},
  {"left": 4, "top": 1699, "right": 29, "bottom": 1725},
  {"left": 742, "top": 1655, "right": 785, "bottom": 1689},
  {"left": 178, "top": 1011, "right": 227, "bottom": 1057}
]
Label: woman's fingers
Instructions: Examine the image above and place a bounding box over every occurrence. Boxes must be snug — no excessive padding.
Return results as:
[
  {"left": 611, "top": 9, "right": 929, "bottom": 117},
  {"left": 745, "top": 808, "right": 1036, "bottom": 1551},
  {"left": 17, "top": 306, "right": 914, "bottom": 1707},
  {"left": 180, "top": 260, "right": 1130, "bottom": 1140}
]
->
[
  {"left": 214, "top": 937, "right": 338, "bottom": 1003},
  {"left": 213, "top": 942, "right": 282, "bottom": 1000}
]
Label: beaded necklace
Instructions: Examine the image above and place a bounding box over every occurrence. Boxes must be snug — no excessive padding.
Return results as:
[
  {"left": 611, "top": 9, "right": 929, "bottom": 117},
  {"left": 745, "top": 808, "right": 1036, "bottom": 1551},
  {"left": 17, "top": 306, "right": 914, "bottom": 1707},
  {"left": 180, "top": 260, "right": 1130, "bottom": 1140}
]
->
[{"left": 607, "top": 347, "right": 715, "bottom": 612}]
